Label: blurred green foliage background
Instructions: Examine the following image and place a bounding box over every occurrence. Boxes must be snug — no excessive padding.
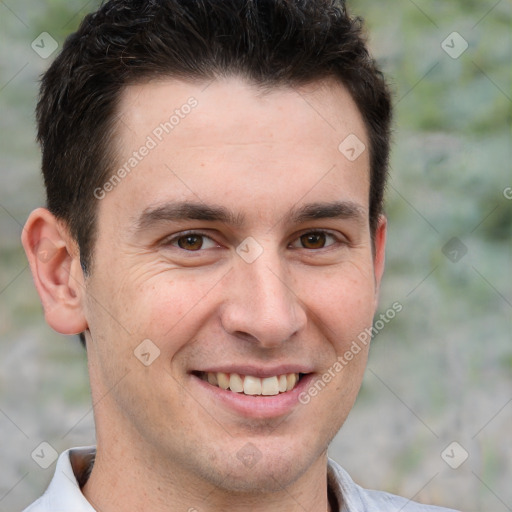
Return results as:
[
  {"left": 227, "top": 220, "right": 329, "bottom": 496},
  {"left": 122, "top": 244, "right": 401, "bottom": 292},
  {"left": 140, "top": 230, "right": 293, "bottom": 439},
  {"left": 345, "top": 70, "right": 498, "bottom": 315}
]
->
[{"left": 0, "top": 1, "right": 510, "bottom": 511}]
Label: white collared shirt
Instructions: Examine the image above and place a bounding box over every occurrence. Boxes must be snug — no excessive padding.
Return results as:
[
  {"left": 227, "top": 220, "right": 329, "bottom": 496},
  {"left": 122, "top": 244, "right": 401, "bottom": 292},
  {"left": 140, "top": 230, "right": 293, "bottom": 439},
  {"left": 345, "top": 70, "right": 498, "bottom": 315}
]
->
[{"left": 23, "top": 447, "right": 460, "bottom": 512}]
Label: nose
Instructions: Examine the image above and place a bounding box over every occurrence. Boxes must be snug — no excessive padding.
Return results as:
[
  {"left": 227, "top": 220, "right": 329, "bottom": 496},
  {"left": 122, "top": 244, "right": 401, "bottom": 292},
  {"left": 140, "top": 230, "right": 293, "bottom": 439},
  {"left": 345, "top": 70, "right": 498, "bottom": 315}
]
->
[{"left": 219, "top": 252, "right": 307, "bottom": 348}]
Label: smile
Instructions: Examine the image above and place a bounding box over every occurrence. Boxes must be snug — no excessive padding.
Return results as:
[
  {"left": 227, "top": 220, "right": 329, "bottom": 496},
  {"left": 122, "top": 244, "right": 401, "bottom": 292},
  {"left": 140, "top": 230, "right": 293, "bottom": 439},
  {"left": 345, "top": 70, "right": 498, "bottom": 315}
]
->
[{"left": 196, "top": 371, "right": 303, "bottom": 396}]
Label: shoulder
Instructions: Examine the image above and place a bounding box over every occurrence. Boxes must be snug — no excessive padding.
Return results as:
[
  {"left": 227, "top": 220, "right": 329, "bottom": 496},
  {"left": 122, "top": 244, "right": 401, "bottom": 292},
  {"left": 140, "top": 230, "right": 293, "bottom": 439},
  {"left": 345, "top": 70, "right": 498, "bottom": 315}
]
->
[{"left": 328, "top": 458, "right": 461, "bottom": 512}]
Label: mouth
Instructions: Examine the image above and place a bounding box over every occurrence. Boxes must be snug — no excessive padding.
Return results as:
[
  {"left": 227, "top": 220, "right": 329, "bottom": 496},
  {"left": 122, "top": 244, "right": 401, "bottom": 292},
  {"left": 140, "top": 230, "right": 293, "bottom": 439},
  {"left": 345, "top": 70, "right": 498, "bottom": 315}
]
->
[{"left": 193, "top": 371, "right": 305, "bottom": 396}]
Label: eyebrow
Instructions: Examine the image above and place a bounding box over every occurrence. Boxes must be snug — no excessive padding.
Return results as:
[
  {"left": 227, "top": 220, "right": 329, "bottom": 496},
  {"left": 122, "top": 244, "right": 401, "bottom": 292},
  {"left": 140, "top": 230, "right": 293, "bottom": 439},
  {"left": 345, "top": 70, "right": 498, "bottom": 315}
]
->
[
  {"left": 287, "top": 201, "right": 366, "bottom": 225},
  {"left": 134, "top": 200, "right": 366, "bottom": 232},
  {"left": 135, "top": 202, "right": 245, "bottom": 232}
]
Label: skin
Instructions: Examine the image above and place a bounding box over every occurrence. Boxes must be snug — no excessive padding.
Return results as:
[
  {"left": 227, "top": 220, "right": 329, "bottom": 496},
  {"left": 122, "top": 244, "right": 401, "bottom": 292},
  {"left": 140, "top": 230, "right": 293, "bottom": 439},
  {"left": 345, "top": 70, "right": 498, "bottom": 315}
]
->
[{"left": 22, "top": 77, "right": 386, "bottom": 512}]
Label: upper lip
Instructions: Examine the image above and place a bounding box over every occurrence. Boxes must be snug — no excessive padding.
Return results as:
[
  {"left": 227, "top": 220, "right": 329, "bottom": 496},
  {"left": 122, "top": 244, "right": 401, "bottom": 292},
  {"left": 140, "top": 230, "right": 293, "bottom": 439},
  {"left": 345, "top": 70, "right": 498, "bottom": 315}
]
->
[{"left": 192, "top": 365, "right": 314, "bottom": 378}]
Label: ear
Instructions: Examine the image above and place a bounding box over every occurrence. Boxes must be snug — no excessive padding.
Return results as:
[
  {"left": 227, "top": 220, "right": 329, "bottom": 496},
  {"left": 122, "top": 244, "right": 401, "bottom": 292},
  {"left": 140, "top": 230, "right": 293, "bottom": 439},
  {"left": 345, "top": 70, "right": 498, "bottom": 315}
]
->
[
  {"left": 21, "top": 208, "right": 88, "bottom": 335},
  {"left": 372, "top": 214, "right": 387, "bottom": 308}
]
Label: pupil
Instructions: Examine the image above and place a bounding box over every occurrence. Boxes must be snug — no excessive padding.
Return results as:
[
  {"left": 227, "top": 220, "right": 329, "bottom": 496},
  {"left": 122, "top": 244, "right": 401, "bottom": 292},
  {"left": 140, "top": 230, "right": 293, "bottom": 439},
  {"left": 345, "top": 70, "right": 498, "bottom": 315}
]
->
[
  {"left": 179, "top": 235, "right": 202, "bottom": 250},
  {"left": 302, "top": 232, "right": 325, "bottom": 249}
]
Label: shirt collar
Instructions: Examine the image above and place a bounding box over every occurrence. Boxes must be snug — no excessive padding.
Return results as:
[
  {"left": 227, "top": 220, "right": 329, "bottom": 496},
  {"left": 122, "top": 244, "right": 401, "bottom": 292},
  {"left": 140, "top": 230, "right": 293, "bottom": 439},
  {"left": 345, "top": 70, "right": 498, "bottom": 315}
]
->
[
  {"left": 327, "top": 458, "right": 365, "bottom": 511},
  {"left": 30, "top": 446, "right": 97, "bottom": 512}
]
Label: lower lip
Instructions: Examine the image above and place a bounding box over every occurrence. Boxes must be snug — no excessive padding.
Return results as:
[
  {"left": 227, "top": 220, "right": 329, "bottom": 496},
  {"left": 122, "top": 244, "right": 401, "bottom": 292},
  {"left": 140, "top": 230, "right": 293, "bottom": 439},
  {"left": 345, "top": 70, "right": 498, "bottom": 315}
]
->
[{"left": 190, "top": 373, "right": 316, "bottom": 419}]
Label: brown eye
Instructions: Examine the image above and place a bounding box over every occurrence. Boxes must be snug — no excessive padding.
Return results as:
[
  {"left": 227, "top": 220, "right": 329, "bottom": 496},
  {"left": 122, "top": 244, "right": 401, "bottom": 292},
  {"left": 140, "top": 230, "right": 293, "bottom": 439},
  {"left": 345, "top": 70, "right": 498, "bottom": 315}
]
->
[
  {"left": 167, "top": 232, "right": 218, "bottom": 252},
  {"left": 177, "top": 234, "right": 204, "bottom": 251},
  {"left": 300, "top": 232, "right": 327, "bottom": 249}
]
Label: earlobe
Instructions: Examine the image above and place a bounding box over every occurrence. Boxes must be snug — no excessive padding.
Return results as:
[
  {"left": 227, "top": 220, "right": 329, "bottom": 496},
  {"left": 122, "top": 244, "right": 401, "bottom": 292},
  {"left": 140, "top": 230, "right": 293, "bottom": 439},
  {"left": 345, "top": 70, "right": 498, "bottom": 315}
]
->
[{"left": 21, "top": 208, "right": 88, "bottom": 335}]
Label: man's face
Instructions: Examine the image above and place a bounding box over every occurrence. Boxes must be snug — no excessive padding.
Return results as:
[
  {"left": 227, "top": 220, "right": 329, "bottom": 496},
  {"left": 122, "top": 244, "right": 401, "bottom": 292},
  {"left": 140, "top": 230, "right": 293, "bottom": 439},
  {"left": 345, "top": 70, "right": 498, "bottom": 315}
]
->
[{"left": 82, "top": 77, "right": 385, "bottom": 491}]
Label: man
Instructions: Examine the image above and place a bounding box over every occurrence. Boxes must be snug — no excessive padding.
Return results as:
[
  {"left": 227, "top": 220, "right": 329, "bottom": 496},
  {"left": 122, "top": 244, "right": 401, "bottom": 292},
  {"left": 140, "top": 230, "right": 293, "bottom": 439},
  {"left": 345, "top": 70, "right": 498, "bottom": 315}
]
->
[{"left": 21, "top": 1, "right": 459, "bottom": 510}]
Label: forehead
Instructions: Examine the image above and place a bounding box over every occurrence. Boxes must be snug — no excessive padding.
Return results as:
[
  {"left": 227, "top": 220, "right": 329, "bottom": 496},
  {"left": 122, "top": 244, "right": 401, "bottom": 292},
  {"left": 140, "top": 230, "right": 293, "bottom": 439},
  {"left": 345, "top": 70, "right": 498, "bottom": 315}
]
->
[
  {"left": 117, "top": 76, "right": 366, "bottom": 148},
  {"left": 105, "top": 77, "right": 370, "bottom": 227}
]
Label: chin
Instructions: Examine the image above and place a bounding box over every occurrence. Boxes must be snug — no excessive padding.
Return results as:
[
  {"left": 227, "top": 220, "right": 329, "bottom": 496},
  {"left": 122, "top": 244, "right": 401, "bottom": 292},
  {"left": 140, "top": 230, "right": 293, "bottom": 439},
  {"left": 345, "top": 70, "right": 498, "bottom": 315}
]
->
[
  {"left": 208, "top": 456, "right": 302, "bottom": 493},
  {"left": 192, "top": 437, "right": 325, "bottom": 494}
]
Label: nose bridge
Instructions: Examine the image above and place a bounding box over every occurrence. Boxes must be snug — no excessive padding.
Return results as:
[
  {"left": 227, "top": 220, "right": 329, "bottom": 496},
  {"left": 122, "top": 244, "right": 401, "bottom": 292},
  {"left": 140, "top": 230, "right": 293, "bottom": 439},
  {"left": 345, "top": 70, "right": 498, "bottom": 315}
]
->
[{"left": 221, "top": 248, "right": 306, "bottom": 346}]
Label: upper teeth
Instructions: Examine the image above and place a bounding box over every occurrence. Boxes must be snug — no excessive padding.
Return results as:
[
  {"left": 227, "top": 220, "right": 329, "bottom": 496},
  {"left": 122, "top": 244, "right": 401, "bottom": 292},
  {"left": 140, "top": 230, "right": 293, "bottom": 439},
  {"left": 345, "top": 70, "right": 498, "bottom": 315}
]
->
[{"left": 204, "top": 372, "right": 299, "bottom": 396}]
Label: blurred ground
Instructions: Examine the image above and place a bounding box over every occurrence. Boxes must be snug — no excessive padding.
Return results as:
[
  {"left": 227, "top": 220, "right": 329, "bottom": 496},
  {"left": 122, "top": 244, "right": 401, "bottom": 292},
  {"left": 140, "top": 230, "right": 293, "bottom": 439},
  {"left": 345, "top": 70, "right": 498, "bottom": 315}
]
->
[{"left": 0, "top": 1, "right": 511, "bottom": 511}]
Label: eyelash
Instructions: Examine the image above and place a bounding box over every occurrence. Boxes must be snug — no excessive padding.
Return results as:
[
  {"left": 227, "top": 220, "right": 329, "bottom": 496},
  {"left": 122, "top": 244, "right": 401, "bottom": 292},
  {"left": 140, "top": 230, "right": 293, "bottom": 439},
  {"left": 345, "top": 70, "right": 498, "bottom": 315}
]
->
[{"left": 164, "top": 230, "right": 343, "bottom": 251}]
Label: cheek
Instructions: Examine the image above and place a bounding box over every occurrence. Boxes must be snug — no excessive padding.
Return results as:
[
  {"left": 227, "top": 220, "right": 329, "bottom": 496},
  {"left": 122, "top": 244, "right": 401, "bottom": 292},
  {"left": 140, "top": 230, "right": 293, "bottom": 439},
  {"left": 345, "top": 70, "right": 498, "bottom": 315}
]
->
[
  {"left": 114, "top": 265, "right": 225, "bottom": 350},
  {"left": 296, "top": 262, "right": 377, "bottom": 345}
]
